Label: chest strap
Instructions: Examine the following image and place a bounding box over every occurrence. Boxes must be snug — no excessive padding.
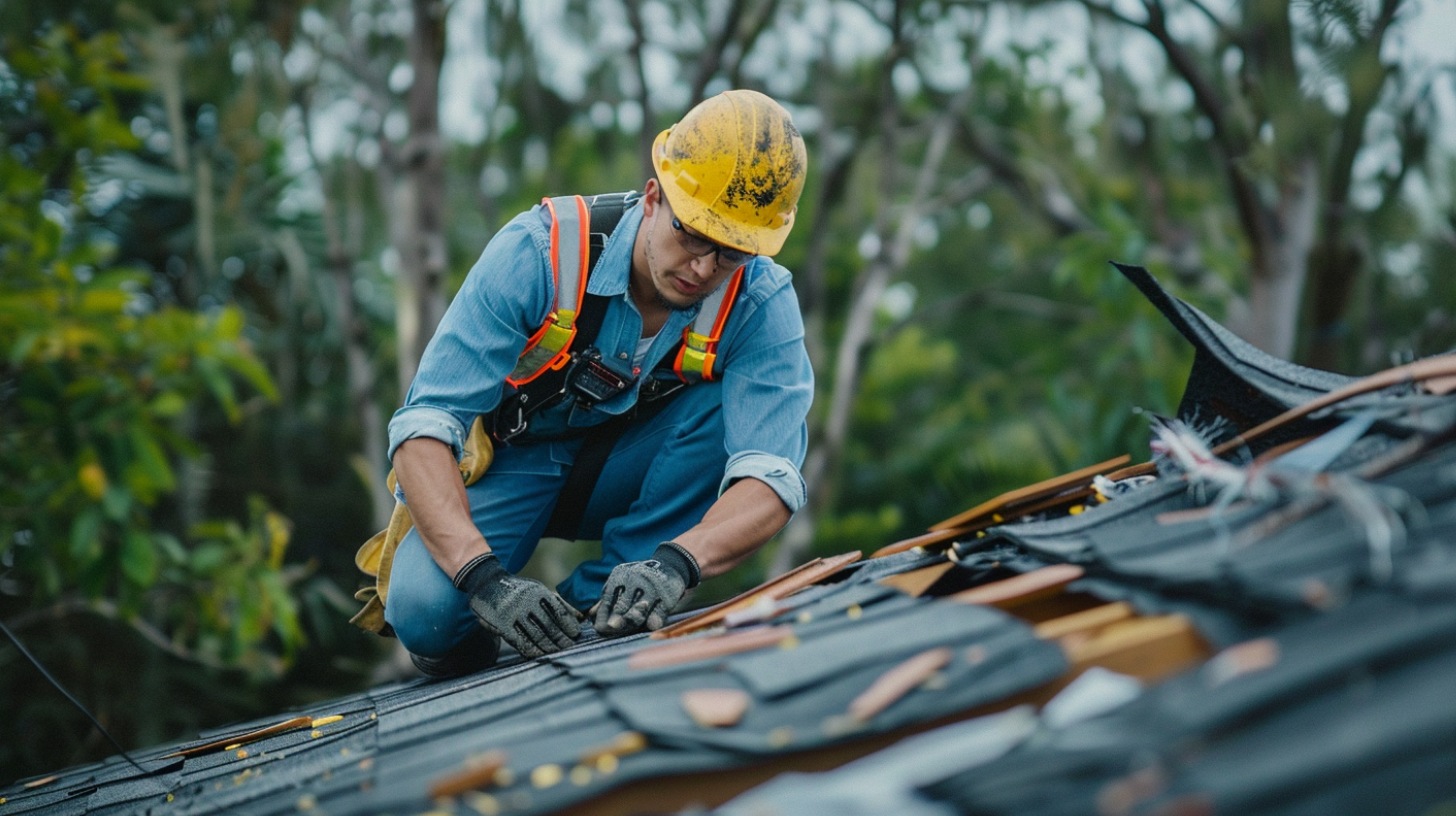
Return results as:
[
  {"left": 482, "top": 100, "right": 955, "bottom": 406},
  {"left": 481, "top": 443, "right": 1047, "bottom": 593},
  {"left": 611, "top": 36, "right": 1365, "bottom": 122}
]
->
[
  {"left": 510, "top": 194, "right": 745, "bottom": 388},
  {"left": 675, "top": 265, "right": 744, "bottom": 383},
  {"left": 509, "top": 195, "right": 592, "bottom": 387}
]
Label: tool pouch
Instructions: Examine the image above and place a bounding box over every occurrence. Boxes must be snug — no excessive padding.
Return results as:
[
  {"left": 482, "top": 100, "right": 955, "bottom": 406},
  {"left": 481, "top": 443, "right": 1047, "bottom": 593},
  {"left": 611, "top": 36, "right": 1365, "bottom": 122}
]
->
[{"left": 350, "top": 417, "right": 495, "bottom": 635}]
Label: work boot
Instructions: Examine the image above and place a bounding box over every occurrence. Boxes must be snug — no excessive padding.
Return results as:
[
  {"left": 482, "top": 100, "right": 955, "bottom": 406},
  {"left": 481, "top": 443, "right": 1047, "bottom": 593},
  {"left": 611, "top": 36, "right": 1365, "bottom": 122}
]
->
[{"left": 408, "top": 626, "right": 501, "bottom": 680}]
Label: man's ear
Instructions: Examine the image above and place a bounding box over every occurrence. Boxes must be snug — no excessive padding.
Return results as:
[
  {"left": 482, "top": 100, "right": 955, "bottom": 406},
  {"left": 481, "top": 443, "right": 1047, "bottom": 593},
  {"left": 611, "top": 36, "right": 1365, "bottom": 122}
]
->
[{"left": 642, "top": 178, "right": 659, "bottom": 216}]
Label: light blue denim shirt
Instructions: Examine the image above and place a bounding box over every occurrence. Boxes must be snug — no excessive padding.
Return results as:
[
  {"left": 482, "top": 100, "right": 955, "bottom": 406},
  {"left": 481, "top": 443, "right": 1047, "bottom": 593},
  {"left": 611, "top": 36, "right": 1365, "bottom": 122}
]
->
[{"left": 387, "top": 198, "right": 814, "bottom": 511}]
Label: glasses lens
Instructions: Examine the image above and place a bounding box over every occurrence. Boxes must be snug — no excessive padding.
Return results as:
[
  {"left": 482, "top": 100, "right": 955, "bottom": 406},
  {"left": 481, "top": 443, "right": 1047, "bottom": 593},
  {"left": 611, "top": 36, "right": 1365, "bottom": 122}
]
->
[
  {"left": 718, "top": 248, "right": 752, "bottom": 267},
  {"left": 670, "top": 217, "right": 714, "bottom": 256},
  {"left": 671, "top": 215, "right": 754, "bottom": 267}
]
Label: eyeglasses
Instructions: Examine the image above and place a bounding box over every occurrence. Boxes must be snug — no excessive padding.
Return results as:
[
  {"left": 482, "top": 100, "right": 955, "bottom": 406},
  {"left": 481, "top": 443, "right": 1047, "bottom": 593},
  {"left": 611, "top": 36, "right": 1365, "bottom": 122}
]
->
[{"left": 669, "top": 215, "right": 754, "bottom": 269}]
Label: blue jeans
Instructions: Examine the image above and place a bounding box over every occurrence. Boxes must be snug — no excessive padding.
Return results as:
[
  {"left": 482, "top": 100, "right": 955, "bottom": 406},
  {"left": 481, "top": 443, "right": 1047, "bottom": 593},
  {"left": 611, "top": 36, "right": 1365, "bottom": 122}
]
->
[{"left": 384, "top": 381, "right": 729, "bottom": 657}]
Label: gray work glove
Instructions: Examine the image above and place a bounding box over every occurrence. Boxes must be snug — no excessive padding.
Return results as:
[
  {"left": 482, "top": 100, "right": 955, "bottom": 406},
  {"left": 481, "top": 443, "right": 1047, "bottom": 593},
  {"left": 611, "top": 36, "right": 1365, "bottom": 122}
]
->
[
  {"left": 454, "top": 553, "right": 581, "bottom": 658},
  {"left": 593, "top": 542, "right": 701, "bottom": 636}
]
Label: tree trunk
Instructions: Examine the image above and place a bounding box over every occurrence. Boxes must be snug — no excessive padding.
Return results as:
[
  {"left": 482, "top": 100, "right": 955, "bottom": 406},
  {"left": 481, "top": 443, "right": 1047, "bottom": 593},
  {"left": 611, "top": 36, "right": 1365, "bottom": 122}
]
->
[
  {"left": 1240, "top": 158, "right": 1320, "bottom": 361},
  {"left": 391, "top": 0, "right": 450, "bottom": 394},
  {"left": 1302, "top": 0, "right": 1402, "bottom": 371}
]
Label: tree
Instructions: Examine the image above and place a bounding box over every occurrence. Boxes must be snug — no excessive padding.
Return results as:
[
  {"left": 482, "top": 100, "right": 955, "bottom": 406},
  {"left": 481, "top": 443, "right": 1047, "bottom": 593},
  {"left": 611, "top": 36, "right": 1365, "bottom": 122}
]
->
[{"left": 0, "top": 23, "right": 315, "bottom": 774}]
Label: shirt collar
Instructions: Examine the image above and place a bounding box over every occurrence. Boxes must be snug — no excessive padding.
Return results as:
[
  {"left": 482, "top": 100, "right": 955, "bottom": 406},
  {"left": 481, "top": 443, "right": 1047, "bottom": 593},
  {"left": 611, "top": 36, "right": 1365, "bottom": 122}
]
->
[
  {"left": 586, "top": 195, "right": 708, "bottom": 322},
  {"left": 586, "top": 197, "right": 643, "bottom": 298}
]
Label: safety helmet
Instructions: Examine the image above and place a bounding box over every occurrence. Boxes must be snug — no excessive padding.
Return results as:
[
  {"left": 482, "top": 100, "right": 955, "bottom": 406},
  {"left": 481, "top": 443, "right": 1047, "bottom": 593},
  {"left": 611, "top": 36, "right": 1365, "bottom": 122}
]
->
[{"left": 652, "top": 89, "right": 807, "bottom": 257}]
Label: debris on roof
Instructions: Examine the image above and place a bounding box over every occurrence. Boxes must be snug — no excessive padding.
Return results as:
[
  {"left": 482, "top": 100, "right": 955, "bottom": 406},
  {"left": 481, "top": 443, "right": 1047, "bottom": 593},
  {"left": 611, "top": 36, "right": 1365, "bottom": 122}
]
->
[{"left": 6, "top": 265, "right": 1456, "bottom": 816}]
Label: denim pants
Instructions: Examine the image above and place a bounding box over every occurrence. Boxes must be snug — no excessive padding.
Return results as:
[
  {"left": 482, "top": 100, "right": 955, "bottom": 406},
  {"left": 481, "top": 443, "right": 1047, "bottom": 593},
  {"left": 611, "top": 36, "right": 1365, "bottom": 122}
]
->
[{"left": 384, "top": 381, "right": 728, "bottom": 657}]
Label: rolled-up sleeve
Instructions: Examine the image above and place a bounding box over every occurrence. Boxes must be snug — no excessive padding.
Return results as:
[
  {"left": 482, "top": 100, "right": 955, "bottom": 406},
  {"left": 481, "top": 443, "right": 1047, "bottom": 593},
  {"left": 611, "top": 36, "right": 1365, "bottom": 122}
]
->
[
  {"left": 386, "top": 215, "right": 552, "bottom": 463},
  {"left": 716, "top": 265, "right": 814, "bottom": 512},
  {"left": 720, "top": 450, "right": 807, "bottom": 513}
]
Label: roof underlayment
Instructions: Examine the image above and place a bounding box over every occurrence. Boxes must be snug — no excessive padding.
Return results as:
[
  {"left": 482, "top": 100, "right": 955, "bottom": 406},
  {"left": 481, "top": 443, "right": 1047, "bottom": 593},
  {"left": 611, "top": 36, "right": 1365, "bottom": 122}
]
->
[{"left": 6, "top": 265, "right": 1456, "bottom": 816}]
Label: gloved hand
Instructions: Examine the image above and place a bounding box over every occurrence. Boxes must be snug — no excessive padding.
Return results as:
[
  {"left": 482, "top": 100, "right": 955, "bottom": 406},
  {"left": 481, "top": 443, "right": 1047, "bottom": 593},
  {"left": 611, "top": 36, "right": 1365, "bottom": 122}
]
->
[
  {"left": 593, "top": 542, "right": 701, "bottom": 636},
  {"left": 454, "top": 553, "right": 581, "bottom": 658}
]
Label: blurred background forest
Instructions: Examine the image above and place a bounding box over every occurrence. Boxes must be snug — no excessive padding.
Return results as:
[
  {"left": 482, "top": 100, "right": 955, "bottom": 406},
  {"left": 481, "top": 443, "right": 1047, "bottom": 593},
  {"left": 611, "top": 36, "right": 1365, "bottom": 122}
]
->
[{"left": 3, "top": 0, "right": 1454, "bottom": 780}]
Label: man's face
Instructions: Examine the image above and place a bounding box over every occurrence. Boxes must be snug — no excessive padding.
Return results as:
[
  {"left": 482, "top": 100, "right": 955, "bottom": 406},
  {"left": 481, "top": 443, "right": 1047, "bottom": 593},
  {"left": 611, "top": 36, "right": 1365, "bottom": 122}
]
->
[{"left": 639, "top": 182, "right": 749, "bottom": 311}]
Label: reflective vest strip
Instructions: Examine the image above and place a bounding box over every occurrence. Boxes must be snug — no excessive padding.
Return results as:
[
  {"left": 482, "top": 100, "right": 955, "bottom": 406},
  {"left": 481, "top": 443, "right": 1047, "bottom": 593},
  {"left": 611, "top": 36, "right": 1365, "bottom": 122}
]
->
[
  {"left": 508, "top": 196, "right": 591, "bottom": 386},
  {"left": 673, "top": 264, "right": 744, "bottom": 383}
]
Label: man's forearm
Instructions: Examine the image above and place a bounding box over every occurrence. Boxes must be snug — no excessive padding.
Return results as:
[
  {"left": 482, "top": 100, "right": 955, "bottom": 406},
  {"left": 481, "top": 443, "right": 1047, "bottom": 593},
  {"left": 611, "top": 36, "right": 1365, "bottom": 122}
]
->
[
  {"left": 672, "top": 477, "right": 793, "bottom": 578},
  {"left": 392, "top": 437, "right": 490, "bottom": 577}
]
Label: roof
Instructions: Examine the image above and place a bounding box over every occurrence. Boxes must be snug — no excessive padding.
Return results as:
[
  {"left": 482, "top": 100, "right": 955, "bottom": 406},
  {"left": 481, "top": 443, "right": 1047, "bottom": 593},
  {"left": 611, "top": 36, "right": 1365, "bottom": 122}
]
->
[{"left": 5, "top": 266, "right": 1456, "bottom": 816}]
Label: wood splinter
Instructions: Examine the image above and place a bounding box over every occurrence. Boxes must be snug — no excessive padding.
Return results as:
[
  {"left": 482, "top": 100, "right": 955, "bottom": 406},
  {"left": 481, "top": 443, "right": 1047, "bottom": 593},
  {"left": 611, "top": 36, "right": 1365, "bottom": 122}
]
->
[
  {"left": 681, "top": 688, "right": 752, "bottom": 728},
  {"left": 848, "top": 647, "right": 954, "bottom": 722},
  {"left": 427, "top": 750, "right": 510, "bottom": 799}
]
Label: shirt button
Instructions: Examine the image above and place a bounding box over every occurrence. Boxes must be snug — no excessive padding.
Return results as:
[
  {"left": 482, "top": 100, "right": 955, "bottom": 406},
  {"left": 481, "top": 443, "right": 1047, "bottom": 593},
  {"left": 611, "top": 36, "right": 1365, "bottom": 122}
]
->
[{"left": 618, "top": 352, "right": 629, "bottom": 360}]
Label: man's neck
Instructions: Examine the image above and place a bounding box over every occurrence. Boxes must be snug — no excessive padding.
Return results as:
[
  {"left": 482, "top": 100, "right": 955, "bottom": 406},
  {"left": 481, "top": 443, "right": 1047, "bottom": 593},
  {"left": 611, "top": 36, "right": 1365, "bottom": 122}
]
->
[{"left": 631, "top": 223, "right": 671, "bottom": 338}]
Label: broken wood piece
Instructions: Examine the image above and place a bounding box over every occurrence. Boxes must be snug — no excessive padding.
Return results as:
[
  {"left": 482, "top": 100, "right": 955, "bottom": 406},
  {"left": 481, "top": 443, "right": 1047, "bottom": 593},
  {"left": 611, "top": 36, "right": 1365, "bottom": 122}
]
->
[
  {"left": 1428, "top": 374, "right": 1456, "bottom": 396},
  {"left": 163, "top": 716, "right": 313, "bottom": 759},
  {"left": 650, "top": 552, "right": 862, "bottom": 639},
  {"left": 648, "top": 561, "right": 819, "bottom": 640},
  {"left": 579, "top": 732, "right": 648, "bottom": 765},
  {"left": 1204, "top": 637, "right": 1281, "bottom": 687},
  {"left": 930, "top": 455, "right": 1131, "bottom": 531},
  {"left": 681, "top": 689, "right": 752, "bottom": 728},
  {"left": 848, "top": 647, "right": 953, "bottom": 722},
  {"left": 21, "top": 775, "right": 59, "bottom": 789},
  {"left": 1102, "top": 461, "right": 1158, "bottom": 482},
  {"left": 1033, "top": 602, "right": 1135, "bottom": 640},
  {"left": 427, "top": 750, "right": 509, "bottom": 798},
  {"left": 630, "top": 626, "right": 795, "bottom": 670},
  {"left": 1063, "top": 614, "right": 1210, "bottom": 683},
  {"left": 994, "top": 486, "right": 1099, "bottom": 522},
  {"left": 878, "top": 560, "right": 956, "bottom": 596},
  {"left": 870, "top": 527, "right": 975, "bottom": 559},
  {"left": 948, "top": 564, "right": 1085, "bottom": 609}
]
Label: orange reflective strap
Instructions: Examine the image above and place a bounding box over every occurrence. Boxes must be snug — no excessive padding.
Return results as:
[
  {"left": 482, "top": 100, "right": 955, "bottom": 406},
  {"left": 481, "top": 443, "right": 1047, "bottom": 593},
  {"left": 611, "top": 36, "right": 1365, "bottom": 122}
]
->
[
  {"left": 507, "top": 196, "right": 592, "bottom": 386},
  {"left": 672, "top": 265, "right": 744, "bottom": 383},
  {"left": 709, "top": 265, "right": 744, "bottom": 338}
]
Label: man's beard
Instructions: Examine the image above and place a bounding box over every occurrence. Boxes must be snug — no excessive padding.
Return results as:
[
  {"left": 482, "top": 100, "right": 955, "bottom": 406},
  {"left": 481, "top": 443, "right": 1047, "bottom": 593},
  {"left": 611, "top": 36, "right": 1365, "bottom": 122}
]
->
[{"left": 654, "top": 286, "right": 701, "bottom": 312}]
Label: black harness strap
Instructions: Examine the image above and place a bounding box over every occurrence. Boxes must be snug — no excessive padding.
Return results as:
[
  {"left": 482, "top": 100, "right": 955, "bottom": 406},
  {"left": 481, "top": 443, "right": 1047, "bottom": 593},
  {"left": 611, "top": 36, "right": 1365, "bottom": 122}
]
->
[
  {"left": 540, "top": 379, "right": 687, "bottom": 541},
  {"left": 493, "top": 190, "right": 690, "bottom": 543}
]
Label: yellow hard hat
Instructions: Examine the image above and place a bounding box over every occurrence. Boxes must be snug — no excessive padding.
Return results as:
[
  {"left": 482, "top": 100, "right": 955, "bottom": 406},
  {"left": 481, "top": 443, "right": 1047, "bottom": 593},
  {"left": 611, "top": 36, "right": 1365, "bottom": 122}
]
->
[{"left": 652, "top": 90, "right": 807, "bottom": 257}]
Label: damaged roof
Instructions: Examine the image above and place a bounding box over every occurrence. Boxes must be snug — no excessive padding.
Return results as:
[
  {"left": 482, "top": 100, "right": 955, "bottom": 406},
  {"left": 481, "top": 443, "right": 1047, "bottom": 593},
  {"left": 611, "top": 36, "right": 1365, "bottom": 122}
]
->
[{"left": 5, "top": 265, "right": 1456, "bottom": 816}]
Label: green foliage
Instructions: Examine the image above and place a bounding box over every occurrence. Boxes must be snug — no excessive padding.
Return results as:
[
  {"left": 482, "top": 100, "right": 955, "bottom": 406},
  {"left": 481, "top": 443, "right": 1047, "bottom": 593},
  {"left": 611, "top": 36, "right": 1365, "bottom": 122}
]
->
[{"left": 0, "top": 25, "right": 301, "bottom": 680}]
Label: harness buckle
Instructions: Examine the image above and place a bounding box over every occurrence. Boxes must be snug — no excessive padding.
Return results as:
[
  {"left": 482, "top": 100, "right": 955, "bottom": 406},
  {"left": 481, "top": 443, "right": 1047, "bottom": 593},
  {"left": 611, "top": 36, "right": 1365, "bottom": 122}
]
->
[
  {"left": 493, "top": 394, "right": 531, "bottom": 444},
  {"left": 639, "top": 376, "right": 688, "bottom": 404}
]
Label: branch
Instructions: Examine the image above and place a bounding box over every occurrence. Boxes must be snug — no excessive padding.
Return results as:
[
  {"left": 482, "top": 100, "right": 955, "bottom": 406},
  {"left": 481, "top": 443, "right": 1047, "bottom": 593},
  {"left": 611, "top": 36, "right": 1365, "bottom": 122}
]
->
[
  {"left": 1081, "top": 0, "right": 1271, "bottom": 276},
  {"left": 688, "top": 0, "right": 750, "bottom": 104},
  {"left": 4, "top": 598, "right": 230, "bottom": 670},
  {"left": 622, "top": 0, "right": 656, "bottom": 180},
  {"left": 1182, "top": 0, "right": 1237, "bottom": 42},
  {"left": 723, "top": 0, "right": 782, "bottom": 89},
  {"left": 954, "top": 119, "right": 1090, "bottom": 236}
]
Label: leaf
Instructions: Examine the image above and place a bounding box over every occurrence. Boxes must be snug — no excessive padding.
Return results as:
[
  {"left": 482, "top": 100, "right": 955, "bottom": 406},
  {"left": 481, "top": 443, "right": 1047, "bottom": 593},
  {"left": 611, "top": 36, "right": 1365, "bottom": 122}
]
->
[
  {"left": 101, "top": 484, "right": 132, "bottom": 521},
  {"left": 197, "top": 358, "right": 239, "bottom": 422},
  {"left": 69, "top": 507, "right": 104, "bottom": 563},
  {"left": 152, "top": 532, "right": 187, "bottom": 565},
  {"left": 129, "top": 425, "right": 175, "bottom": 492},
  {"left": 121, "top": 527, "right": 158, "bottom": 585},
  {"left": 223, "top": 352, "right": 279, "bottom": 401},
  {"left": 265, "top": 511, "right": 291, "bottom": 570},
  {"left": 78, "top": 461, "right": 108, "bottom": 500},
  {"left": 148, "top": 391, "right": 187, "bottom": 417},
  {"left": 7, "top": 330, "right": 42, "bottom": 366},
  {"left": 213, "top": 306, "right": 244, "bottom": 338},
  {"left": 190, "top": 542, "right": 229, "bottom": 575}
]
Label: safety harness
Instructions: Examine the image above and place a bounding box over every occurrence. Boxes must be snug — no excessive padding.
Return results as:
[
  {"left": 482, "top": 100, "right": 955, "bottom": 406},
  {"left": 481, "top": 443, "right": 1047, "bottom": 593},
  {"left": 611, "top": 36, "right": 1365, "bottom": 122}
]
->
[
  {"left": 351, "top": 191, "right": 744, "bottom": 634},
  {"left": 490, "top": 192, "right": 744, "bottom": 444}
]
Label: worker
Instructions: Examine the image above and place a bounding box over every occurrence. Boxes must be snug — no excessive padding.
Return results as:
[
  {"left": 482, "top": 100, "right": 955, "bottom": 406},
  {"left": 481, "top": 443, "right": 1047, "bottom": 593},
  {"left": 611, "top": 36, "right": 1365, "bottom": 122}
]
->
[{"left": 378, "top": 90, "right": 813, "bottom": 677}]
